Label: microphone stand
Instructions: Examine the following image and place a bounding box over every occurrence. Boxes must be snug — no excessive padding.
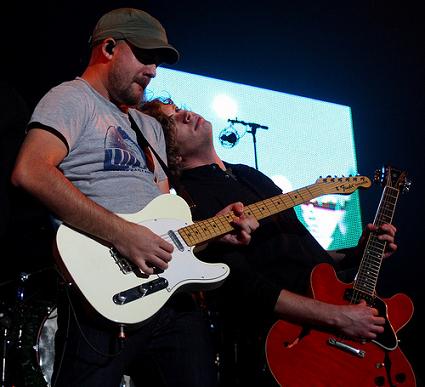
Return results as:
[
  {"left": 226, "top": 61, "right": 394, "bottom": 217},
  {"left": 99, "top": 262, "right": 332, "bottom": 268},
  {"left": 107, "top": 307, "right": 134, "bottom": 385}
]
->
[{"left": 227, "top": 119, "right": 268, "bottom": 170}]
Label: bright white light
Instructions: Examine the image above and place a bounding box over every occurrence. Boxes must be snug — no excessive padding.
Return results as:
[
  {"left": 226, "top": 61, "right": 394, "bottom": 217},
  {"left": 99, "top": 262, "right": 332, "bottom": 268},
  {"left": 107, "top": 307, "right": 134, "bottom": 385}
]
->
[{"left": 212, "top": 94, "right": 238, "bottom": 119}]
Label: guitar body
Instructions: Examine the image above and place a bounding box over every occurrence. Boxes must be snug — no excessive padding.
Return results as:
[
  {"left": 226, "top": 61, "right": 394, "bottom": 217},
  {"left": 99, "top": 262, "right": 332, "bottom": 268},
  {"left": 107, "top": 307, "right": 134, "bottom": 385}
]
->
[
  {"left": 266, "top": 263, "right": 416, "bottom": 387},
  {"left": 55, "top": 194, "right": 230, "bottom": 325}
]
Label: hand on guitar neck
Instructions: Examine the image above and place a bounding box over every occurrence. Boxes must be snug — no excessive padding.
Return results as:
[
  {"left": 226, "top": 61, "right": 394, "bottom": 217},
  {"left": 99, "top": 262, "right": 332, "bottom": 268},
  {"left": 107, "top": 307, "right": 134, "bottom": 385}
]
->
[
  {"left": 358, "top": 223, "right": 398, "bottom": 259},
  {"left": 212, "top": 201, "right": 259, "bottom": 246},
  {"left": 329, "top": 223, "right": 397, "bottom": 267}
]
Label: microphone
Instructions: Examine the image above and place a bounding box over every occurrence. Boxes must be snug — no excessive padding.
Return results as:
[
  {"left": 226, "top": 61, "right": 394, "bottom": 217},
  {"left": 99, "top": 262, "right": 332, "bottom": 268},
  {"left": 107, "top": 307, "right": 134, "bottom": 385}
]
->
[
  {"left": 219, "top": 127, "right": 240, "bottom": 148},
  {"left": 220, "top": 132, "right": 238, "bottom": 144}
]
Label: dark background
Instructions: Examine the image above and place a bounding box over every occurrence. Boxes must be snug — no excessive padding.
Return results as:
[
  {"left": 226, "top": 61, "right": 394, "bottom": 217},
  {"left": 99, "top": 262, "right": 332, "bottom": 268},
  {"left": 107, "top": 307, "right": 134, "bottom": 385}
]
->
[{"left": 1, "top": 1, "right": 424, "bottom": 384}]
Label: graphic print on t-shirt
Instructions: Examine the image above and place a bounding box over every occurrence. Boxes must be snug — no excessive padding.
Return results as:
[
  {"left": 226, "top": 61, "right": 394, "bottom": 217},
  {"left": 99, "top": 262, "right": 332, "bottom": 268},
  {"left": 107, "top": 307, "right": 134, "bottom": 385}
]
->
[{"left": 104, "top": 125, "right": 149, "bottom": 172}]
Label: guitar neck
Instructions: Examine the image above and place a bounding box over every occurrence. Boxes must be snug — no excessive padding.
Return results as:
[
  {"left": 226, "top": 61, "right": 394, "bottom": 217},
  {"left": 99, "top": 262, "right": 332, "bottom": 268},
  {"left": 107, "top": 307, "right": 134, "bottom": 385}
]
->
[
  {"left": 354, "top": 185, "right": 400, "bottom": 296},
  {"left": 178, "top": 183, "right": 324, "bottom": 247}
]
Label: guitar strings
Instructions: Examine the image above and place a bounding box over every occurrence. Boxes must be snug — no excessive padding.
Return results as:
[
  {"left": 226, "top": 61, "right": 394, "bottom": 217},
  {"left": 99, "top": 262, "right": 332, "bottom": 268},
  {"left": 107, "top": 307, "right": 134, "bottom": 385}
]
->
[{"left": 352, "top": 186, "right": 398, "bottom": 306}]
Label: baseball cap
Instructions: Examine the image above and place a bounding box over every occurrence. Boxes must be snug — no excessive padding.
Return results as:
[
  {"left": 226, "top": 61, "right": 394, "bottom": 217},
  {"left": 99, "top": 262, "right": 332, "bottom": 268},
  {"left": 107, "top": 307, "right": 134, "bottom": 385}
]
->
[{"left": 90, "top": 8, "right": 179, "bottom": 64}]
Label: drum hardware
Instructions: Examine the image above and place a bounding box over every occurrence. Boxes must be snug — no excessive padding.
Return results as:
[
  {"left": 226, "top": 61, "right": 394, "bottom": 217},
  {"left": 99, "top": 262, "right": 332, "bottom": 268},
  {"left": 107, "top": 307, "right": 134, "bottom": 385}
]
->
[
  {"left": 1, "top": 298, "right": 14, "bottom": 387},
  {"left": 0, "top": 272, "right": 29, "bottom": 387},
  {"left": 1, "top": 267, "right": 134, "bottom": 386},
  {"left": 1, "top": 328, "right": 8, "bottom": 387},
  {"left": 35, "top": 306, "right": 57, "bottom": 386},
  {"left": 0, "top": 267, "right": 56, "bottom": 387}
]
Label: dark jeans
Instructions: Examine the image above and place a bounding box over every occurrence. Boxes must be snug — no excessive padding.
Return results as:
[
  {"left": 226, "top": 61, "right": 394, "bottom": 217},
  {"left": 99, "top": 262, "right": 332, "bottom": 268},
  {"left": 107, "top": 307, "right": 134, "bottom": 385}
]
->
[{"left": 51, "top": 289, "right": 216, "bottom": 387}]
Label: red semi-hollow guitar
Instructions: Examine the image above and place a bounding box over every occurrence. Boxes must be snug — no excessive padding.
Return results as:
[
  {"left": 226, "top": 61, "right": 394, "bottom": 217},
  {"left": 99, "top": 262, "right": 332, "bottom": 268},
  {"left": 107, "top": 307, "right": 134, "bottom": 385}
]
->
[{"left": 266, "top": 166, "right": 416, "bottom": 387}]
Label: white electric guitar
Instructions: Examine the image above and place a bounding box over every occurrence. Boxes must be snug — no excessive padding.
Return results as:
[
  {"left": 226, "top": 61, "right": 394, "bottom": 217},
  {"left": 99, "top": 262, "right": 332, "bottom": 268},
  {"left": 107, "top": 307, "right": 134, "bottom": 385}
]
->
[{"left": 55, "top": 175, "right": 371, "bottom": 325}]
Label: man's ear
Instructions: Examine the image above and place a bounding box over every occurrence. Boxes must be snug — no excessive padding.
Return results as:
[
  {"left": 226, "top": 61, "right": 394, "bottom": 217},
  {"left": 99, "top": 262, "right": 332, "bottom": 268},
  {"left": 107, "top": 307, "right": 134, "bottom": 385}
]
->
[{"left": 104, "top": 39, "right": 116, "bottom": 55}]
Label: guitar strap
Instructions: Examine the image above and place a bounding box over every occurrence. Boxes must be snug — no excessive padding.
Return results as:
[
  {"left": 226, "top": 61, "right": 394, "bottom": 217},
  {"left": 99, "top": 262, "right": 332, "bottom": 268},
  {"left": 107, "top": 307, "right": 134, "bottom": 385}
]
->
[{"left": 128, "top": 112, "right": 197, "bottom": 210}]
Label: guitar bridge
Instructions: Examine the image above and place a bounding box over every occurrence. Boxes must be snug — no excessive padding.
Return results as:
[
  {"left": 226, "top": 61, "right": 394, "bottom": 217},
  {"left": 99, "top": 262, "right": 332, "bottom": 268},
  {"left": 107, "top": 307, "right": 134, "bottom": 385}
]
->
[{"left": 110, "top": 248, "right": 136, "bottom": 274}]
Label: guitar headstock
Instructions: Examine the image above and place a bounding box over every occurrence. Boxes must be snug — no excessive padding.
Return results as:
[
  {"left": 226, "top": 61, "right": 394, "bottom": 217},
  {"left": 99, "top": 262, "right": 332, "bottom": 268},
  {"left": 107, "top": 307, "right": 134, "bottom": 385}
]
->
[
  {"left": 316, "top": 175, "right": 372, "bottom": 195},
  {"left": 374, "top": 165, "right": 411, "bottom": 194}
]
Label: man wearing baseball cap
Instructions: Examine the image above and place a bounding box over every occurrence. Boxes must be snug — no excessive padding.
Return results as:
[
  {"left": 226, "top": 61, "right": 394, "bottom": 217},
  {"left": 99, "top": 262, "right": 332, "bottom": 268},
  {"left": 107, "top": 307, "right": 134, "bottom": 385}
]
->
[
  {"left": 90, "top": 8, "right": 179, "bottom": 65},
  {"left": 12, "top": 7, "right": 258, "bottom": 386}
]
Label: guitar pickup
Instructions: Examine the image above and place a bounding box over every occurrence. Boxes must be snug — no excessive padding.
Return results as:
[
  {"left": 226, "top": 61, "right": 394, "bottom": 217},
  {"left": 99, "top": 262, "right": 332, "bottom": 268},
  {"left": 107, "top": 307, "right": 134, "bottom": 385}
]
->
[
  {"left": 112, "top": 278, "right": 169, "bottom": 305},
  {"left": 168, "top": 230, "right": 185, "bottom": 252},
  {"left": 344, "top": 289, "right": 374, "bottom": 305}
]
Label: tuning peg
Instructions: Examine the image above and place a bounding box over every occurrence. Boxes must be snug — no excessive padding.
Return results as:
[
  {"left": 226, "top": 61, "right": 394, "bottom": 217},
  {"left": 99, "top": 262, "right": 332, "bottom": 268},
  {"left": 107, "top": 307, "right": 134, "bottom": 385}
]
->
[
  {"left": 373, "top": 169, "right": 381, "bottom": 184},
  {"left": 403, "top": 179, "right": 412, "bottom": 194}
]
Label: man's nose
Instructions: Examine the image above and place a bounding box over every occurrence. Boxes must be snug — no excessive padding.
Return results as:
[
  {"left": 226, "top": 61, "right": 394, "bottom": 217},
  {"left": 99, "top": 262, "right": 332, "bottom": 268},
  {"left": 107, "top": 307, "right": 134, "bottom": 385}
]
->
[
  {"left": 184, "top": 111, "right": 193, "bottom": 123},
  {"left": 144, "top": 64, "right": 157, "bottom": 78}
]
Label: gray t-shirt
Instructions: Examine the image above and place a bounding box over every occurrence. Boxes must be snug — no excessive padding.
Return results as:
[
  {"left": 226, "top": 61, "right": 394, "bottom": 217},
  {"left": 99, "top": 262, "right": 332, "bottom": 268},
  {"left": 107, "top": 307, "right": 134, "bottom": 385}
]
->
[{"left": 30, "top": 77, "right": 167, "bottom": 214}]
